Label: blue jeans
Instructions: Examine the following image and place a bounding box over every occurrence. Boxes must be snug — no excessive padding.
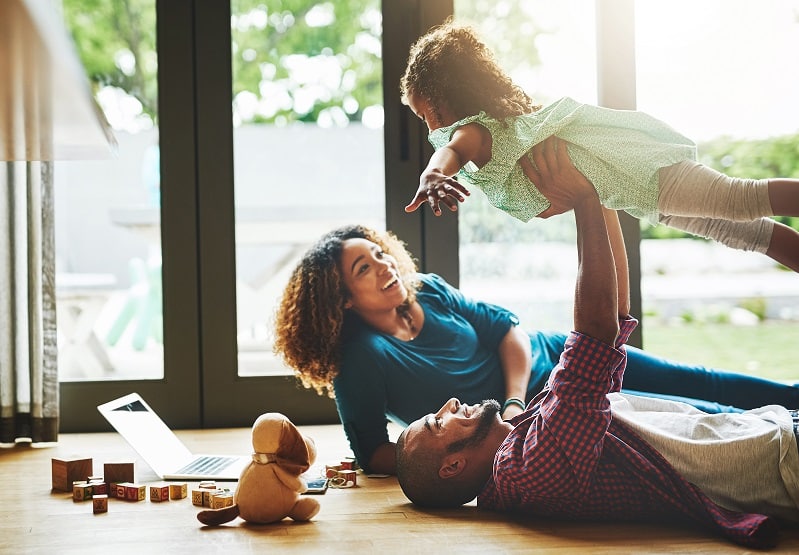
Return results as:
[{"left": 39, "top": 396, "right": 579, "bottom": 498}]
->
[{"left": 528, "top": 331, "right": 799, "bottom": 413}]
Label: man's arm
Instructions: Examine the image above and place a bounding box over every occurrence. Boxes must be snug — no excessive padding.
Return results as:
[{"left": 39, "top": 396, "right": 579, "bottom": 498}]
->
[
  {"left": 602, "top": 207, "right": 630, "bottom": 318},
  {"left": 573, "top": 194, "right": 619, "bottom": 345},
  {"left": 524, "top": 137, "right": 619, "bottom": 344}
]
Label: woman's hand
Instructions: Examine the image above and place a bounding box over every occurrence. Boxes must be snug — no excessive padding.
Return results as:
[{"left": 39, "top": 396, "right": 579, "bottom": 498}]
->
[{"left": 519, "top": 136, "right": 596, "bottom": 219}]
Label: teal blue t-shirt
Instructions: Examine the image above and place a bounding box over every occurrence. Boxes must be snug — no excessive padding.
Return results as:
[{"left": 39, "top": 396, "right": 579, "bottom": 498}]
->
[{"left": 333, "top": 273, "right": 558, "bottom": 471}]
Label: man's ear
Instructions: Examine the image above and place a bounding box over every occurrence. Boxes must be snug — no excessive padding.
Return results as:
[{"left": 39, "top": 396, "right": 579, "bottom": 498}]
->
[{"left": 438, "top": 454, "right": 467, "bottom": 479}]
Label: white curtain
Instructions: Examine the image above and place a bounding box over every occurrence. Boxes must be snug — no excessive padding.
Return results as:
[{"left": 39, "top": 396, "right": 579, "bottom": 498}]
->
[{"left": 0, "top": 160, "right": 59, "bottom": 445}]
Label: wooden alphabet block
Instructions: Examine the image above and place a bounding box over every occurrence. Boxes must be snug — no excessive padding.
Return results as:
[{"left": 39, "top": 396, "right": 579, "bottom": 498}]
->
[
  {"left": 202, "top": 488, "right": 228, "bottom": 507},
  {"left": 210, "top": 491, "right": 234, "bottom": 509},
  {"left": 338, "top": 469, "right": 357, "bottom": 486},
  {"left": 115, "top": 482, "right": 128, "bottom": 499},
  {"left": 191, "top": 489, "right": 204, "bottom": 506},
  {"left": 92, "top": 494, "right": 108, "bottom": 514},
  {"left": 88, "top": 481, "right": 107, "bottom": 495},
  {"left": 124, "top": 483, "right": 146, "bottom": 502},
  {"left": 149, "top": 484, "right": 170, "bottom": 502},
  {"left": 73, "top": 483, "right": 93, "bottom": 501},
  {"left": 103, "top": 462, "right": 135, "bottom": 485},
  {"left": 51, "top": 457, "right": 93, "bottom": 492},
  {"left": 169, "top": 483, "right": 188, "bottom": 500}
]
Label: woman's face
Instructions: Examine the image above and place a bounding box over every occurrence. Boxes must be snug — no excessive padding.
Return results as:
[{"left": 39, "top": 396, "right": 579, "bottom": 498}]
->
[{"left": 339, "top": 238, "right": 409, "bottom": 313}]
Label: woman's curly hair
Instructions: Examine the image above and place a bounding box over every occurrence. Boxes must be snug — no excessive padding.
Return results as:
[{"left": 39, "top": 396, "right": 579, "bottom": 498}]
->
[
  {"left": 273, "top": 224, "right": 420, "bottom": 398},
  {"left": 400, "top": 19, "right": 540, "bottom": 123}
]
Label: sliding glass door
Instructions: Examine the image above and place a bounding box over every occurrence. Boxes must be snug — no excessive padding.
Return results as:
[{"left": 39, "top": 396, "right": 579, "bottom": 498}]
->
[
  {"left": 57, "top": 0, "right": 405, "bottom": 431},
  {"left": 634, "top": 0, "right": 799, "bottom": 381}
]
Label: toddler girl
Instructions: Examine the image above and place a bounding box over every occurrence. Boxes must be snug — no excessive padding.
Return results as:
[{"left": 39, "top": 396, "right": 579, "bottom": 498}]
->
[{"left": 401, "top": 20, "right": 799, "bottom": 272}]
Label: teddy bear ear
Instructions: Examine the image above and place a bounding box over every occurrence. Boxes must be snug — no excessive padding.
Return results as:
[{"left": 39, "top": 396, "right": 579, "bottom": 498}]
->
[{"left": 276, "top": 419, "right": 312, "bottom": 474}]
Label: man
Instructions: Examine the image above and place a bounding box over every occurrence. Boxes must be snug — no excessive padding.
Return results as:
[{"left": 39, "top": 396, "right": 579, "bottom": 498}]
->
[{"left": 395, "top": 138, "right": 799, "bottom": 548}]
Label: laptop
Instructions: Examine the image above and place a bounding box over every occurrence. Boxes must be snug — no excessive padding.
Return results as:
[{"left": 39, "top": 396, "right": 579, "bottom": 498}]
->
[{"left": 97, "top": 392, "right": 250, "bottom": 481}]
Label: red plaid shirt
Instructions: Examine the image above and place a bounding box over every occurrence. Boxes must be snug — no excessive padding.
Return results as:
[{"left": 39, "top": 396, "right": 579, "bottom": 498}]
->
[{"left": 478, "top": 317, "right": 779, "bottom": 548}]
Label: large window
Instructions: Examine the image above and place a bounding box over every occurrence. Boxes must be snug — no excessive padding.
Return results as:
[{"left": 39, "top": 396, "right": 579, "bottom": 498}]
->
[
  {"left": 55, "top": 1, "right": 798, "bottom": 431},
  {"left": 57, "top": 0, "right": 163, "bottom": 382},
  {"left": 229, "top": 0, "right": 385, "bottom": 377},
  {"left": 451, "top": 0, "right": 799, "bottom": 380},
  {"left": 57, "top": 0, "right": 390, "bottom": 430},
  {"left": 453, "top": 0, "right": 596, "bottom": 332},
  {"left": 635, "top": 0, "right": 799, "bottom": 379}
]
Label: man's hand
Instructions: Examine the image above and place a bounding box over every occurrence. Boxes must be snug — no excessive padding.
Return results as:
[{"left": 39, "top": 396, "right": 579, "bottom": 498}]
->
[
  {"left": 404, "top": 171, "right": 470, "bottom": 216},
  {"left": 519, "top": 137, "right": 595, "bottom": 219}
]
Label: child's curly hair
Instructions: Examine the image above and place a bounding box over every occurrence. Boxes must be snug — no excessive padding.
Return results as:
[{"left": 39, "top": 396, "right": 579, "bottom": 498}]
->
[
  {"left": 273, "top": 224, "right": 420, "bottom": 398},
  {"left": 400, "top": 19, "right": 540, "bottom": 123}
]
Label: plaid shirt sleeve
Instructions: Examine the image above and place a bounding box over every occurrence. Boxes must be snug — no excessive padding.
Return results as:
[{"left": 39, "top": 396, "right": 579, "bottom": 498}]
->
[{"left": 490, "top": 317, "right": 638, "bottom": 507}]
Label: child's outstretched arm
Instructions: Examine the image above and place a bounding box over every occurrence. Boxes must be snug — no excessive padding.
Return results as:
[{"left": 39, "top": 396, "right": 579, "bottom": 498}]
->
[{"left": 404, "top": 124, "right": 486, "bottom": 216}]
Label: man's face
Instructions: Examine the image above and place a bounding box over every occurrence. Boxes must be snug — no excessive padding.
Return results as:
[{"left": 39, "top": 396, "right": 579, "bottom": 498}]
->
[{"left": 403, "top": 398, "right": 502, "bottom": 458}]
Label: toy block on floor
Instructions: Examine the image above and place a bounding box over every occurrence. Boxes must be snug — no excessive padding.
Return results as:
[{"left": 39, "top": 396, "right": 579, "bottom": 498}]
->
[
  {"left": 103, "top": 462, "right": 135, "bottom": 485},
  {"left": 52, "top": 457, "right": 93, "bottom": 492}
]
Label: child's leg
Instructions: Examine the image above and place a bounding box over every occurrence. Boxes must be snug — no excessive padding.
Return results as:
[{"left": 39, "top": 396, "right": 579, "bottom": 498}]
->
[
  {"left": 765, "top": 220, "right": 799, "bottom": 272},
  {"left": 657, "top": 161, "right": 772, "bottom": 220},
  {"left": 657, "top": 160, "right": 799, "bottom": 271},
  {"left": 658, "top": 214, "right": 799, "bottom": 272},
  {"left": 768, "top": 179, "right": 799, "bottom": 216},
  {"left": 658, "top": 214, "right": 773, "bottom": 252}
]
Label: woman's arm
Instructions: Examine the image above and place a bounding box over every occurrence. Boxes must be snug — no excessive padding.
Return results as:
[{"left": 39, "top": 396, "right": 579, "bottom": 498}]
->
[
  {"left": 367, "top": 442, "right": 397, "bottom": 475},
  {"left": 497, "top": 324, "right": 533, "bottom": 419}
]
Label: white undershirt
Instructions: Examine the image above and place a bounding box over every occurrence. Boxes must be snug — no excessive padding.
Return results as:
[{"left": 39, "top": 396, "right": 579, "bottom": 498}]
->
[{"left": 609, "top": 392, "right": 799, "bottom": 522}]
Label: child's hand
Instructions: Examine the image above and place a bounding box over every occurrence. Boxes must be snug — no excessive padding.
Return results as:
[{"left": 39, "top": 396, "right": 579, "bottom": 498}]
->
[
  {"left": 521, "top": 137, "right": 596, "bottom": 219},
  {"left": 404, "top": 171, "right": 470, "bottom": 216}
]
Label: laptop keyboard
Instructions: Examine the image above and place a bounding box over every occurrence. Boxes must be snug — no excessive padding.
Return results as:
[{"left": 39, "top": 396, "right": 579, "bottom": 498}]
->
[{"left": 176, "top": 456, "right": 237, "bottom": 475}]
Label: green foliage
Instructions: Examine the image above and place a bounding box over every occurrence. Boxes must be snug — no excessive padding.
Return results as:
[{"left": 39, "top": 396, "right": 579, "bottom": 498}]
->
[
  {"left": 738, "top": 297, "right": 767, "bottom": 321},
  {"left": 60, "top": 0, "right": 799, "bottom": 230},
  {"left": 230, "top": 0, "right": 382, "bottom": 124},
  {"left": 455, "top": 1, "right": 543, "bottom": 77},
  {"left": 644, "top": 322, "right": 799, "bottom": 381},
  {"left": 62, "top": 0, "right": 382, "bottom": 127},
  {"left": 63, "top": 0, "right": 158, "bottom": 120}
]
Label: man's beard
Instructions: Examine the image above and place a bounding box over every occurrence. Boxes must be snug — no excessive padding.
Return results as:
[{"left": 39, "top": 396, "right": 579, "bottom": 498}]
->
[{"left": 446, "top": 399, "right": 501, "bottom": 454}]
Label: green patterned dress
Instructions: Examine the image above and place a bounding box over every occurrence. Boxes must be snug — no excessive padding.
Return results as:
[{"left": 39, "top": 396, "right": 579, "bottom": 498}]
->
[{"left": 427, "top": 96, "right": 697, "bottom": 224}]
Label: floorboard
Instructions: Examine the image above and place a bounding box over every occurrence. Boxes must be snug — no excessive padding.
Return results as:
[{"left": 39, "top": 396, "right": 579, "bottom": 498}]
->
[{"left": 3, "top": 423, "right": 797, "bottom": 554}]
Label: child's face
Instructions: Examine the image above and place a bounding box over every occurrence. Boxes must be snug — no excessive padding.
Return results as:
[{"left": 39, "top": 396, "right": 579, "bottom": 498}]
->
[{"left": 407, "top": 91, "right": 457, "bottom": 131}]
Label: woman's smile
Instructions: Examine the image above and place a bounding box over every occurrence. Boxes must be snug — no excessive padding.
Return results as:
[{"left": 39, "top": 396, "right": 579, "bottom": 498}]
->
[{"left": 382, "top": 276, "right": 400, "bottom": 291}]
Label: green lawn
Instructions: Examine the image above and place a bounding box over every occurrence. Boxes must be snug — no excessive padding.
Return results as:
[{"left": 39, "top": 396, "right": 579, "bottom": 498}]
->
[{"left": 642, "top": 321, "right": 799, "bottom": 382}]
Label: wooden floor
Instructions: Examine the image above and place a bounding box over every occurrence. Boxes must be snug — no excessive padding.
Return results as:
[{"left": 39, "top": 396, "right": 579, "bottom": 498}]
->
[{"left": 3, "top": 423, "right": 798, "bottom": 554}]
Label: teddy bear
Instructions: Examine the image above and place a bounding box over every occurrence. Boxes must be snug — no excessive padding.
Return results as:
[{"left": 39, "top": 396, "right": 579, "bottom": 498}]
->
[{"left": 197, "top": 412, "right": 321, "bottom": 526}]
